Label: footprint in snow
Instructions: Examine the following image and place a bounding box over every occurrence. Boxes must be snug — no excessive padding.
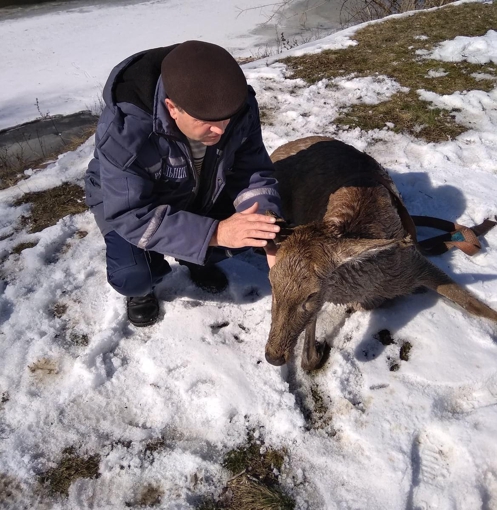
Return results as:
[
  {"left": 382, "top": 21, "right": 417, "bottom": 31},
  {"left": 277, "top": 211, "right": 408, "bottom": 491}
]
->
[
  {"left": 411, "top": 428, "right": 453, "bottom": 509},
  {"left": 410, "top": 427, "right": 480, "bottom": 510},
  {"left": 336, "top": 351, "right": 365, "bottom": 411},
  {"left": 442, "top": 372, "right": 497, "bottom": 415}
]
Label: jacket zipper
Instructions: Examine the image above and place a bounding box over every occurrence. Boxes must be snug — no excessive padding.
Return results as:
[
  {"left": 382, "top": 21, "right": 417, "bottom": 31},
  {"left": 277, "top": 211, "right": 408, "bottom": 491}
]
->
[
  {"left": 202, "top": 148, "right": 223, "bottom": 213},
  {"left": 201, "top": 112, "right": 243, "bottom": 212}
]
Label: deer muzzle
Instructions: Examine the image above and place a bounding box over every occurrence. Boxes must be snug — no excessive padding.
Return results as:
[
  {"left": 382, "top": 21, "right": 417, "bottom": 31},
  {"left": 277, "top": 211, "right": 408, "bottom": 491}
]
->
[{"left": 265, "top": 351, "right": 287, "bottom": 366}]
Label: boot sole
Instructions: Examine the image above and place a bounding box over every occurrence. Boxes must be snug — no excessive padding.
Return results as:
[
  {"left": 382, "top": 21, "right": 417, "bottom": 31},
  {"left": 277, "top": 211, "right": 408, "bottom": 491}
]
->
[{"left": 128, "top": 315, "right": 159, "bottom": 327}]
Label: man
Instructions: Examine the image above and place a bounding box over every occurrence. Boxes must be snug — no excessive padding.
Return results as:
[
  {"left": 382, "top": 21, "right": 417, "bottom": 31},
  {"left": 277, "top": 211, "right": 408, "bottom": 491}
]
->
[{"left": 85, "top": 41, "right": 281, "bottom": 327}]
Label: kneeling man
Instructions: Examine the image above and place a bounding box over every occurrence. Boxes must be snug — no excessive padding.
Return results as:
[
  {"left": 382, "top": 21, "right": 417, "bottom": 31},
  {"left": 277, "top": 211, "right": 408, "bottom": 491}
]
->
[{"left": 85, "top": 41, "right": 281, "bottom": 326}]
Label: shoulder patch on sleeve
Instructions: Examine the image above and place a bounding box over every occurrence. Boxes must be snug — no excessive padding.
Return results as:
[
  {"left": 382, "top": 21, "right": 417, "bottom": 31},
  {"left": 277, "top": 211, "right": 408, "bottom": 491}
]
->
[
  {"left": 97, "top": 111, "right": 152, "bottom": 170},
  {"left": 98, "top": 132, "right": 136, "bottom": 169}
]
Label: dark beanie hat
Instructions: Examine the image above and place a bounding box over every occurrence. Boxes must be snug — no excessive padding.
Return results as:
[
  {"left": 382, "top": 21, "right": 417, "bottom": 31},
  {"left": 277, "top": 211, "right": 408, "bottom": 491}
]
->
[{"left": 161, "top": 40, "right": 248, "bottom": 121}]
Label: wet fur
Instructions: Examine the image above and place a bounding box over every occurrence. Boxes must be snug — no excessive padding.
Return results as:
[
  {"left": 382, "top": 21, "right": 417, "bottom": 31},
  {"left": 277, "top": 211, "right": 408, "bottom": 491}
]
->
[{"left": 265, "top": 137, "right": 497, "bottom": 368}]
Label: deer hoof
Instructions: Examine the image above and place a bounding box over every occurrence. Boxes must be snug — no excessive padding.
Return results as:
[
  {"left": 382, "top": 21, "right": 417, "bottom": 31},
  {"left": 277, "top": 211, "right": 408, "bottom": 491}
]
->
[{"left": 301, "top": 342, "right": 325, "bottom": 372}]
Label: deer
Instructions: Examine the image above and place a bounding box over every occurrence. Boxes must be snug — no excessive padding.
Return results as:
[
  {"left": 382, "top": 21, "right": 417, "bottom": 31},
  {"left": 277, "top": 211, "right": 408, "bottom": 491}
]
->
[{"left": 264, "top": 136, "right": 497, "bottom": 371}]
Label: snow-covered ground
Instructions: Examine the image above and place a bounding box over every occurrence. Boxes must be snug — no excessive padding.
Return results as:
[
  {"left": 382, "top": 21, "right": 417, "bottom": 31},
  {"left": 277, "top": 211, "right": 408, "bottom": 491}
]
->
[
  {"left": 1, "top": 1, "right": 497, "bottom": 509},
  {"left": 0, "top": 0, "right": 342, "bottom": 130}
]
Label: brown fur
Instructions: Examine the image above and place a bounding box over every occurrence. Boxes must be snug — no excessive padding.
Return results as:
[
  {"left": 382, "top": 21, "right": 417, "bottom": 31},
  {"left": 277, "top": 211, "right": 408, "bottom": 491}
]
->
[{"left": 265, "top": 137, "right": 497, "bottom": 370}]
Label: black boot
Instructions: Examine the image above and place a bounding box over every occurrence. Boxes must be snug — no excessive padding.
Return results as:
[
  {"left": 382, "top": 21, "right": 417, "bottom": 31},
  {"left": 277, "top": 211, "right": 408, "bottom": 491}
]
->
[
  {"left": 126, "top": 293, "right": 159, "bottom": 327},
  {"left": 180, "top": 261, "right": 228, "bottom": 294}
]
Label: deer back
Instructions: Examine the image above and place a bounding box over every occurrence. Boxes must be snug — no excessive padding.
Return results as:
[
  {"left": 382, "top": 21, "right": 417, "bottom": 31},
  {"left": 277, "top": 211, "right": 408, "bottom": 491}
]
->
[{"left": 271, "top": 137, "right": 411, "bottom": 240}]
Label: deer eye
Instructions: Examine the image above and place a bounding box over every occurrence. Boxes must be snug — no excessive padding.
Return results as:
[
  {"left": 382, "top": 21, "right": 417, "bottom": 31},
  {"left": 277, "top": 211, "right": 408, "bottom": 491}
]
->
[{"left": 301, "top": 292, "right": 318, "bottom": 312}]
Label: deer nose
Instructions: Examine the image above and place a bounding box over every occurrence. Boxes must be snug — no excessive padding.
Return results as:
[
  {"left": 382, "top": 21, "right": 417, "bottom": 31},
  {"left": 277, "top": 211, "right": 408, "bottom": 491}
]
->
[{"left": 265, "top": 352, "right": 286, "bottom": 366}]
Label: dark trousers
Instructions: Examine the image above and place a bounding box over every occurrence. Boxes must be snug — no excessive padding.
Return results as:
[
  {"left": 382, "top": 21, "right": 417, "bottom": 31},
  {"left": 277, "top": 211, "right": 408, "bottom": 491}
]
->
[
  {"left": 104, "top": 231, "right": 172, "bottom": 297},
  {"left": 104, "top": 193, "right": 240, "bottom": 297}
]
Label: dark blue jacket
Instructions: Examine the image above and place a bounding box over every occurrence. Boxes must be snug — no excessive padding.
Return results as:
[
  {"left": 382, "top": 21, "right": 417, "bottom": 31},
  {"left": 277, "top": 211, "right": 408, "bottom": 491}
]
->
[{"left": 85, "top": 47, "right": 281, "bottom": 265}]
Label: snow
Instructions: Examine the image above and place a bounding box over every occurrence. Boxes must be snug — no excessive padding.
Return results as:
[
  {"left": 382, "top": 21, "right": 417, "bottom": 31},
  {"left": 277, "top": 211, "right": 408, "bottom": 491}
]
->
[
  {"left": 1, "top": 0, "right": 497, "bottom": 509},
  {"left": 0, "top": 0, "right": 313, "bottom": 131},
  {"left": 421, "top": 29, "right": 497, "bottom": 64}
]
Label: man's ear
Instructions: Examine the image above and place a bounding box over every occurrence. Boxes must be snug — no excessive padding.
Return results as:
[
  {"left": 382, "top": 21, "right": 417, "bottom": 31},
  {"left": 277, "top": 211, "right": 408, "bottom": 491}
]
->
[{"left": 164, "top": 98, "right": 177, "bottom": 120}]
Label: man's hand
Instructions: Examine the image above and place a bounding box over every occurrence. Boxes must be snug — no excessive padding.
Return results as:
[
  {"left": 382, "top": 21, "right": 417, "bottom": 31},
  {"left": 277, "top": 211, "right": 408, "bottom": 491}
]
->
[{"left": 210, "top": 202, "right": 280, "bottom": 249}]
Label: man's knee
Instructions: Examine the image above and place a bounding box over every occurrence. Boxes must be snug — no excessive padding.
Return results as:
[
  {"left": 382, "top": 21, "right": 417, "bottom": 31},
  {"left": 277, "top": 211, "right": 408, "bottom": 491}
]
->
[
  {"left": 107, "top": 266, "right": 154, "bottom": 297},
  {"left": 104, "top": 231, "right": 170, "bottom": 297}
]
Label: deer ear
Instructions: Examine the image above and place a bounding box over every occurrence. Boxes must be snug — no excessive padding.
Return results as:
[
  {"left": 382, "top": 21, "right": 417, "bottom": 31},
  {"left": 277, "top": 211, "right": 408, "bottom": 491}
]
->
[
  {"left": 265, "top": 211, "right": 295, "bottom": 245},
  {"left": 336, "top": 237, "right": 411, "bottom": 265},
  {"left": 274, "top": 226, "right": 295, "bottom": 245}
]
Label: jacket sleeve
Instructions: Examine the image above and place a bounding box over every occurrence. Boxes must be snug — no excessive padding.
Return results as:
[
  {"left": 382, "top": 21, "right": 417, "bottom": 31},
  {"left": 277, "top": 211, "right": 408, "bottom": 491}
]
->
[
  {"left": 97, "top": 139, "right": 218, "bottom": 266},
  {"left": 227, "top": 94, "right": 282, "bottom": 216}
]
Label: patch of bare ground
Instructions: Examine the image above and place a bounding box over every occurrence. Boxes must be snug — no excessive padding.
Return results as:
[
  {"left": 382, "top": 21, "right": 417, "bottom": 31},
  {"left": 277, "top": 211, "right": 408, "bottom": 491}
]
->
[
  {"left": 28, "top": 357, "right": 59, "bottom": 376},
  {"left": 0, "top": 473, "right": 26, "bottom": 509},
  {"left": 68, "top": 331, "right": 89, "bottom": 347},
  {"left": 198, "top": 434, "right": 294, "bottom": 510},
  {"left": 11, "top": 240, "right": 39, "bottom": 255},
  {"left": 38, "top": 448, "right": 100, "bottom": 496},
  {"left": 51, "top": 302, "right": 68, "bottom": 318},
  {"left": 282, "top": 2, "right": 497, "bottom": 141},
  {"left": 306, "top": 381, "right": 335, "bottom": 433},
  {"left": 13, "top": 182, "right": 87, "bottom": 233},
  {"left": 125, "top": 483, "right": 164, "bottom": 507}
]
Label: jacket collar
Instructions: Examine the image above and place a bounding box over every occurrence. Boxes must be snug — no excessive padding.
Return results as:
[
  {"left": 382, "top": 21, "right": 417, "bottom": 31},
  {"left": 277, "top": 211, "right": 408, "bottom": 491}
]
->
[
  {"left": 103, "top": 49, "right": 150, "bottom": 115},
  {"left": 152, "top": 77, "right": 186, "bottom": 139}
]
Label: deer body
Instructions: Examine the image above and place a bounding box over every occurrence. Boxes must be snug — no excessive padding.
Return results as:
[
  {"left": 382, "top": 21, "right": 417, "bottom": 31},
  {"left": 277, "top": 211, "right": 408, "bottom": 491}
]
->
[{"left": 265, "top": 137, "right": 497, "bottom": 370}]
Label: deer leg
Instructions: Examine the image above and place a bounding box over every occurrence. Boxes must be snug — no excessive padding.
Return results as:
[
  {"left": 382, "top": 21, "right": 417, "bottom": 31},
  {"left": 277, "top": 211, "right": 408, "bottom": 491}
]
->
[
  {"left": 418, "top": 257, "right": 497, "bottom": 322},
  {"left": 301, "top": 316, "right": 325, "bottom": 371}
]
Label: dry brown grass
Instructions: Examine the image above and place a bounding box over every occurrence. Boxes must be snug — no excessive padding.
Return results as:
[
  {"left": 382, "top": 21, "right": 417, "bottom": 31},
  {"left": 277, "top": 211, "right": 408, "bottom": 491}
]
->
[
  {"left": 12, "top": 241, "right": 39, "bottom": 255},
  {"left": 282, "top": 2, "right": 497, "bottom": 141},
  {"left": 197, "top": 438, "right": 294, "bottom": 510},
  {"left": 335, "top": 90, "right": 466, "bottom": 140},
  {"left": 13, "top": 182, "right": 87, "bottom": 233},
  {"left": 39, "top": 448, "right": 100, "bottom": 496},
  {"left": 222, "top": 442, "right": 285, "bottom": 483},
  {"left": 340, "top": 0, "right": 457, "bottom": 26},
  {"left": 224, "top": 473, "right": 295, "bottom": 510},
  {"left": 28, "top": 358, "right": 59, "bottom": 375}
]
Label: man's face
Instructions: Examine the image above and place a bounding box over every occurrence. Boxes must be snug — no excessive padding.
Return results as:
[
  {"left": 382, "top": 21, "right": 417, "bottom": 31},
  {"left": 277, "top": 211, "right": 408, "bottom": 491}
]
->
[{"left": 165, "top": 99, "right": 230, "bottom": 146}]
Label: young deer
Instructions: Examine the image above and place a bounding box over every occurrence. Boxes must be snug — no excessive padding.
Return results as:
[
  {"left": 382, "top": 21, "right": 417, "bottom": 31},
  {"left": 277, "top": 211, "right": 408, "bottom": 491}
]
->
[{"left": 265, "top": 137, "right": 497, "bottom": 371}]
